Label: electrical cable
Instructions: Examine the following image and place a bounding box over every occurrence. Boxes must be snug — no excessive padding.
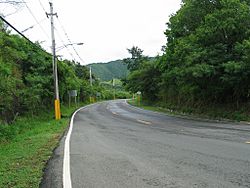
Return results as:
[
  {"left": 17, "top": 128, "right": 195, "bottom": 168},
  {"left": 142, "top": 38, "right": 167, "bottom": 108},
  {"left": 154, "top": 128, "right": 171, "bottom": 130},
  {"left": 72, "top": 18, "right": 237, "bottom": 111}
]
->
[
  {"left": 39, "top": 1, "right": 78, "bottom": 62},
  {"left": 0, "top": 15, "right": 51, "bottom": 56},
  {"left": 56, "top": 17, "right": 85, "bottom": 64},
  {"left": 21, "top": 18, "right": 46, "bottom": 33},
  {"left": 38, "top": 0, "right": 47, "bottom": 13},
  {"left": 54, "top": 26, "right": 76, "bottom": 61},
  {"left": 20, "top": 0, "right": 50, "bottom": 39}
]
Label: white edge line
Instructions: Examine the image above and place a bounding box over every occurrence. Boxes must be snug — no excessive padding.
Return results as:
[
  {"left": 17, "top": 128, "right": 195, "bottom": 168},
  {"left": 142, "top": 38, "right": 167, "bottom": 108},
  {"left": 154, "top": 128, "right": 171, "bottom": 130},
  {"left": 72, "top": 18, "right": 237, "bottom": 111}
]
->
[
  {"left": 63, "top": 103, "right": 99, "bottom": 188},
  {"left": 137, "top": 119, "right": 151, "bottom": 125}
]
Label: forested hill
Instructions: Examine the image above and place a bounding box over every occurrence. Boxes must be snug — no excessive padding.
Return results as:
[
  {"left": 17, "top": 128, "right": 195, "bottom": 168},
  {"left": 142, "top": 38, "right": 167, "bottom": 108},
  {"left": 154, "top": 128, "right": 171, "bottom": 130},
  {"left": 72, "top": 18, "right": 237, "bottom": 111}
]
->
[{"left": 87, "top": 60, "right": 129, "bottom": 81}]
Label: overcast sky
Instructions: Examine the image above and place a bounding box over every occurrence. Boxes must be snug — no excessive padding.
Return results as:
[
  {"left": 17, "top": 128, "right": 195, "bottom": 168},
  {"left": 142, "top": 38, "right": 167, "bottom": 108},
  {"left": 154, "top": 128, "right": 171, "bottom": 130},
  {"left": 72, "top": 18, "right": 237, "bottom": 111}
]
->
[{"left": 1, "top": 0, "right": 181, "bottom": 64}]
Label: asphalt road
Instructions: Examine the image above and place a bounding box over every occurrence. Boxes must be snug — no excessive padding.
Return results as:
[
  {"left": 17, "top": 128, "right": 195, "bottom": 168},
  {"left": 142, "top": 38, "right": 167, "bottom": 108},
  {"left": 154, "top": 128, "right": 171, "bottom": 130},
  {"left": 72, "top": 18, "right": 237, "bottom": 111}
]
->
[{"left": 41, "top": 100, "right": 250, "bottom": 188}]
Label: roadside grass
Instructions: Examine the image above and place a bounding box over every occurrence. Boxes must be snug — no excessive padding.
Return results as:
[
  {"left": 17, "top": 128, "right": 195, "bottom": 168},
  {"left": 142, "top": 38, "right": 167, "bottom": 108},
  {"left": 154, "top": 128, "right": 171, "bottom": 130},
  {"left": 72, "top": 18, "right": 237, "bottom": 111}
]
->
[
  {"left": 0, "top": 103, "right": 86, "bottom": 188},
  {"left": 128, "top": 99, "right": 250, "bottom": 122}
]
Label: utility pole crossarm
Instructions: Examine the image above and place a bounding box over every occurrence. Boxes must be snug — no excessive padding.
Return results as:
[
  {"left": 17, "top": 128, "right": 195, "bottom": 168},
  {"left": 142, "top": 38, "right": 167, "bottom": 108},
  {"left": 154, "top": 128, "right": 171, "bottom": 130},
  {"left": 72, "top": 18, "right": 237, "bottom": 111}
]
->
[{"left": 46, "top": 2, "right": 58, "bottom": 18}]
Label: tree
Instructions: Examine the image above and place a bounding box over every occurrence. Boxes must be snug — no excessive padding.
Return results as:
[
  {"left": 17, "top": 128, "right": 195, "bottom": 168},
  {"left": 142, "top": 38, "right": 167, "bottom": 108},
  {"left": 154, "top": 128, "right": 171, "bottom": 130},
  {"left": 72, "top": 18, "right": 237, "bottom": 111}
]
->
[
  {"left": 161, "top": 0, "right": 250, "bottom": 105},
  {"left": 0, "top": 26, "right": 93, "bottom": 123},
  {"left": 123, "top": 46, "right": 148, "bottom": 71},
  {"left": 125, "top": 59, "right": 161, "bottom": 101}
]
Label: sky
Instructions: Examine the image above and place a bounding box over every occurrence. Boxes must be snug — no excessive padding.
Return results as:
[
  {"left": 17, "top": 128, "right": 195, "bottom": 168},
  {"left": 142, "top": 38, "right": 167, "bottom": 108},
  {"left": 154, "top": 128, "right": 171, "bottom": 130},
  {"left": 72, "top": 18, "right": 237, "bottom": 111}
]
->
[{"left": 1, "top": 0, "right": 181, "bottom": 65}]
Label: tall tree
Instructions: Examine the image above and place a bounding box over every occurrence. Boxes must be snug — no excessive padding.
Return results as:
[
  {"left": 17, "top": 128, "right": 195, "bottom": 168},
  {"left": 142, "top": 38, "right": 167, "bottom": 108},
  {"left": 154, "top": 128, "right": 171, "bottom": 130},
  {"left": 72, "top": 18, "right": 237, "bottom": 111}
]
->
[
  {"left": 123, "top": 46, "right": 148, "bottom": 71},
  {"left": 161, "top": 0, "right": 250, "bottom": 105}
]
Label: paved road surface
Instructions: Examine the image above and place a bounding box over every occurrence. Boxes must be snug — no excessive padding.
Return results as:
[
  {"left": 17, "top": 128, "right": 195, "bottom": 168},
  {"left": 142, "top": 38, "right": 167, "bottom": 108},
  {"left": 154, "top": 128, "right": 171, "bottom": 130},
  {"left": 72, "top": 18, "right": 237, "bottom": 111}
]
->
[{"left": 41, "top": 100, "right": 250, "bottom": 188}]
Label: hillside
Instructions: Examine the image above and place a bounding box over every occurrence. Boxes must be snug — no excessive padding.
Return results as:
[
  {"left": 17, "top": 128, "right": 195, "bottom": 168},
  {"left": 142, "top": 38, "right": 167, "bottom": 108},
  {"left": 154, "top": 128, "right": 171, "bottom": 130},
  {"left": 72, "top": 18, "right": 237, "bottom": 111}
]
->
[{"left": 87, "top": 60, "right": 129, "bottom": 81}]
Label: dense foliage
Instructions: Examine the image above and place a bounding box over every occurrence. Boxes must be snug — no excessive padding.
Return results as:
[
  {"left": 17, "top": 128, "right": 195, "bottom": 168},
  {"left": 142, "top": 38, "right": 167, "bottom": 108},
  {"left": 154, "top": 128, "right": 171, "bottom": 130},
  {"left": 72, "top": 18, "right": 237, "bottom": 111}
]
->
[
  {"left": 100, "top": 79, "right": 131, "bottom": 99},
  {"left": 0, "top": 23, "right": 99, "bottom": 123},
  {"left": 124, "top": 0, "right": 250, "bottom": 112}
]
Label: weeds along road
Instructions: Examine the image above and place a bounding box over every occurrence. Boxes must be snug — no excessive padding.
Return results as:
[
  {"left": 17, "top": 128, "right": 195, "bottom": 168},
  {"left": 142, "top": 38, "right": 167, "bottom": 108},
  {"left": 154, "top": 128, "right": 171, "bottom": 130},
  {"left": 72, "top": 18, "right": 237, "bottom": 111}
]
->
[{"left": 41, "top": 100, "right": 250, "bottom": 188}]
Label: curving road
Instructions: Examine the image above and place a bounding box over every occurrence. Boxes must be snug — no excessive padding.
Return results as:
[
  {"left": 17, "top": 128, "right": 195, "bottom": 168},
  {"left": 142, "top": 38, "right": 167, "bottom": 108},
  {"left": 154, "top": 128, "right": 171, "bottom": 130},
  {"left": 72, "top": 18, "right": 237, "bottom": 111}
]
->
[{"left": 41, "top": 100, "right": 250, "bottom": 188}]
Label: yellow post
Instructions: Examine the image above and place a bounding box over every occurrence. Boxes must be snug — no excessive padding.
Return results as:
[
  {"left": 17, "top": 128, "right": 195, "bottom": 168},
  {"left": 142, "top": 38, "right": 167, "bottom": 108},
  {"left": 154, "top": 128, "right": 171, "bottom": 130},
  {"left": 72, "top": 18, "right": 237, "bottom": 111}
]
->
[
  {"left": 137, "top": 95, "right": 140, "bottom": 106},
  {"left": 54, "top": 99, "right": 61, "bottom": 120},
  {"left": 89, "top": 96, "right": 95, "bottom": 103}
]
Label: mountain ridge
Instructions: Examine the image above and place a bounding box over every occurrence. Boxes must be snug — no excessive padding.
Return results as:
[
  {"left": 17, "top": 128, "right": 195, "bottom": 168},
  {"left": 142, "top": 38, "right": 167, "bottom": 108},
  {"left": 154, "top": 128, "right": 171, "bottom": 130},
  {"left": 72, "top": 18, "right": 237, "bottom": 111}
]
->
[{"left": 87, "top": 60, "right": 129, "bottom": 81}]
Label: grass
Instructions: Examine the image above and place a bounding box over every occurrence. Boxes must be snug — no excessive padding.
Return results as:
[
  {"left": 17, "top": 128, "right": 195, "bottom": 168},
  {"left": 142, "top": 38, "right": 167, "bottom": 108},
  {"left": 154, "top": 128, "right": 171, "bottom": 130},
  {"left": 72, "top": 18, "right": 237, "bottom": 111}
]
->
[
  {"left": 128, "top": 99, "right": 178, "bottom": 115},
  {"left": 0, "top": 104, "right": 86, "bottom": 188},
  {"left": 128, "top": 99, "right": 250, "bottom": 122}
]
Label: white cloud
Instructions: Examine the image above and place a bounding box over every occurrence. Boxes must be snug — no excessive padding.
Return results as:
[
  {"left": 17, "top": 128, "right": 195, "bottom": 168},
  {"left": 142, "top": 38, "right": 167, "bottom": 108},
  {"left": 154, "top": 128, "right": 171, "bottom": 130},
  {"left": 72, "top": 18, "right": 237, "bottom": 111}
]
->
[{"left": 2, "top": 0, "right": 181, "bottom": 64}]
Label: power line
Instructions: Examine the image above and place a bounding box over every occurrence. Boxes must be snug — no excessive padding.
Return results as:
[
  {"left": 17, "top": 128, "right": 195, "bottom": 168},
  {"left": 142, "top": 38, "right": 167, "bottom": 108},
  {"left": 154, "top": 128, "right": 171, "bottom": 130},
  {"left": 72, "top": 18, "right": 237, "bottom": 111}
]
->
[
  {"left": 21, "top": 18, "right": 46, "bottom": 33},
  {"left": 56, "top": 17, "right": 85, "bottom": 64},
  {"left": 0, "top": 15, "right": 51, "bottom": 56},
  {"left": 38, "top": 0, "right": 47, "bottom": 13},
  {"left": 0, "top": 1, "right": 23, "bottom": 5},
  {"left": 57, "top": 17, "right": 84, "bottom": 63},
  {"left": 3, "top": 8, "right": 21, "bottom": 17},
  {"left": 20, "top": 0, "right": 50, "bottom": 39},
  {"left": 54, "top": 26, "right": 76, "bottom": 60},
  {"left": 38, "top": 1, "right": 84, "bottom": 63}
]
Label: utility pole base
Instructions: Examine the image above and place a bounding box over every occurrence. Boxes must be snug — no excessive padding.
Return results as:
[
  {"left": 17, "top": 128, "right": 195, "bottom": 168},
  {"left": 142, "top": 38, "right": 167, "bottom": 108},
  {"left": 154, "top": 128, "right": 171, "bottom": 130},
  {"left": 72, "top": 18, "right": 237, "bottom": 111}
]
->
[{"left": 54, "top": 99, "right": 61, "bottom": 120}]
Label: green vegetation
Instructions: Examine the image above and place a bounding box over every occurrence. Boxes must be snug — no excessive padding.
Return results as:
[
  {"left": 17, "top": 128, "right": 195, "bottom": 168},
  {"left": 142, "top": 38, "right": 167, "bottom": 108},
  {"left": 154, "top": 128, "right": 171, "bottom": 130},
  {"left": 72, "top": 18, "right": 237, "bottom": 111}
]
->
[
  {"left": 87, "top": 60, "right": 129, "bottom": 81},
  {"left": 0, "top": 21, "right": 108, "bottom": 124},
  {"left": 0, "top": 104, "right": 82, "bottom": 187},
  {"left": 2, "top": 0, "right": 250, "bottom": 186},
  {"left": 128, "top": 99, "right": 250, "bottom": 122},
  {"left": 99, "top": 79, "right": 131, "bottom": 100},
  {"left": 124, "top": 0, "right": 250, "bottom": 121},
  {"left": 100, "top": 79, "right": 122, "bottom": 89},
  {"left": 0, "top": 18, "right": 131, "bottom": 187}
]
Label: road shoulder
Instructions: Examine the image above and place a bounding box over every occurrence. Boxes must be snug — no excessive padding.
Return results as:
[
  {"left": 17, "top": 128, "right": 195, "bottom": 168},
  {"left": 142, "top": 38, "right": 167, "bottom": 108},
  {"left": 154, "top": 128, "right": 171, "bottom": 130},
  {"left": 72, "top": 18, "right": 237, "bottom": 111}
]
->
[
  {"left": 39, "top": 127, "right": 67, "bottom": 188},
  {"left": 126, "top": 99, "right": 250, "bottom": 126}
]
